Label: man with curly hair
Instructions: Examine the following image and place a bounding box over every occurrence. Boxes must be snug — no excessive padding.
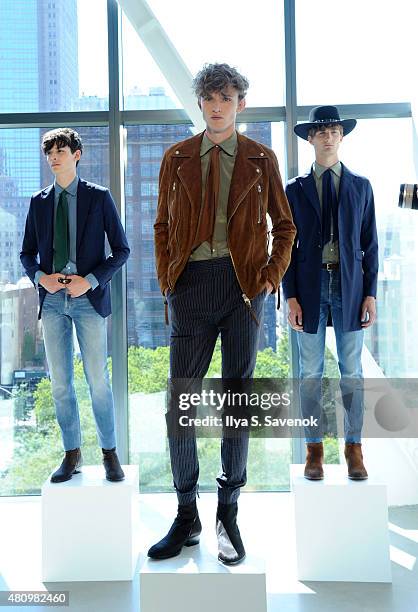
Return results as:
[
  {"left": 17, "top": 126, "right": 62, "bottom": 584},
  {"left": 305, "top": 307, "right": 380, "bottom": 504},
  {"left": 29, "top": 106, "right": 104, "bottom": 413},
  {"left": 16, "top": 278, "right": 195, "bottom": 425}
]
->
[{"left": 150, "top": 63, "right": 296, "bottom": 564}]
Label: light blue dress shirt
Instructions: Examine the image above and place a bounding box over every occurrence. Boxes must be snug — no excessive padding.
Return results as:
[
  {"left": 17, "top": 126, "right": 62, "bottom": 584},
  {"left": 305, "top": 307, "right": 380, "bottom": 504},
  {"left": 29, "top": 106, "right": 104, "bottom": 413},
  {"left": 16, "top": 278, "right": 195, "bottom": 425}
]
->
[{"left": 35, "top": 175, "right": 98, "bottom": 290}]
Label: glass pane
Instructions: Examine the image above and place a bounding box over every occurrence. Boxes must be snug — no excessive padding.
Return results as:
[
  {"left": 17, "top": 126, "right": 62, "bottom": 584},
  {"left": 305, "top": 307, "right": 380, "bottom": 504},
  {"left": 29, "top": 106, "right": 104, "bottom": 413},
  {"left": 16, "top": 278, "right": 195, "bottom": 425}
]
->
[
  {"left": 122, "top": 0, "right": 284, "bottom": 110},
  {"left": 298, "top": 117, "right": 417, "bottom": 377},
  {"left": 0, "top": 0, "right": 108, "bottom": 113},
  {"left": 126, "top": 122, "right": 292, "bottom": 492},
  {"left": 0, "top": 126, "right": 109, "bottom": 496},
  {"left": 296, "top": 0, "right": 417, "bottom": 105}
]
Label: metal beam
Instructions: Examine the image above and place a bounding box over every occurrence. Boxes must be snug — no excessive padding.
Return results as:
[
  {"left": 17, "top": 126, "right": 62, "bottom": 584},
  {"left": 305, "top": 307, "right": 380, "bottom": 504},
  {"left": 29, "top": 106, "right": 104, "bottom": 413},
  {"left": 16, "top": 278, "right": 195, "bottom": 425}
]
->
[
  {"left": 0, "top": 103, "right": 409, "bottom": 131},
  {"left": 297, "top": 102, "right": 412, "bottom": 121},
  {"left": 284, "top": 0, "right": 305, "bottom": 466},
  {"left": 121, "top": 106, "right": 287, "bottom": 126},
  {"left": 284, "top": 0, "right": 298, "bottom": 182},
  {"left": 107, "top": 0, "right": 129, "bottom": 463},
  {"left": 117, "top": 0, "right": 205, "bottom": 131},
  {"left": 0, "top": 112, "right": 108, "bottom": 129}
]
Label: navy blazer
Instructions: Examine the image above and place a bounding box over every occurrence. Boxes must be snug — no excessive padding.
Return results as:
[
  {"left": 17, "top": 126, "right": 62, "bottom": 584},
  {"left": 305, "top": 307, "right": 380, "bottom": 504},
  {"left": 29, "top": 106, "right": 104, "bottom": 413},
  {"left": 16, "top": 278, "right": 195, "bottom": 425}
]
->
[
  {"left": 20, "top": 178, "right": 130, "bottom": 318},
  {"left": 282, "top": 164, "right": 378, "bottom": 333}
]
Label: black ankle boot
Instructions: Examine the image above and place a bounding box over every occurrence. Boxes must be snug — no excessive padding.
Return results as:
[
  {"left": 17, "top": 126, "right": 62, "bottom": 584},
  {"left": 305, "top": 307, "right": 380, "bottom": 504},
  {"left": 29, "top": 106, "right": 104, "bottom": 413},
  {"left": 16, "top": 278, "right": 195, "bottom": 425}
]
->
[
  {"left": 216, "top": 502, "right": 246, "bottom": 565},
  {"left": 102, "top": 448, "right": 125, "bottom": 482},
  {"left": 50, "top": 448, "right": 82, "bottom": 483},
  {"left": 148, "top": 500, "right": 201, "bottom": 560}
]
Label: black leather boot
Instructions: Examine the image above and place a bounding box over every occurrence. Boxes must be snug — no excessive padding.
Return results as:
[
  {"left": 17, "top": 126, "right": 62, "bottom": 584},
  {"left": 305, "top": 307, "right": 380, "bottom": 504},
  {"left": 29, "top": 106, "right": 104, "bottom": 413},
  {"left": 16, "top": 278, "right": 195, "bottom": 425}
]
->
[
  {"left": 102, "top": 448, "right": 125, "bottom": 482},
  {"left": 50, "top": 448, "right": 82, "bottom": 483},
  {"left": 148, "top": 500, "right": 201, "bottom": 560},
  {"left": 216, "top": 502, "right": 246, "bottom": 565}
]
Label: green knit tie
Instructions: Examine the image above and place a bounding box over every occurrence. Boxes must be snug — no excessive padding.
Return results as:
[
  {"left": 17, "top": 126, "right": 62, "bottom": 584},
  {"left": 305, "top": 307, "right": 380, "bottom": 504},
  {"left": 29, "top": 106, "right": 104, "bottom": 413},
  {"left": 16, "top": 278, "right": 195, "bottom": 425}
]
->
[{"left": 54, "top": 190, "right": 69, "bottom": 272}]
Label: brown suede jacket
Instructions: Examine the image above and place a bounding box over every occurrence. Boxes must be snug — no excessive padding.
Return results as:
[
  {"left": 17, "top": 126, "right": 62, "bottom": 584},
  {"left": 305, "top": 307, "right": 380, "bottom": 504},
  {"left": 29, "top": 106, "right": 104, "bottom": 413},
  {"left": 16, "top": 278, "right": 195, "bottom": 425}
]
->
[{"left": 154, "top": 130, "right": 296, "bottom": 302}]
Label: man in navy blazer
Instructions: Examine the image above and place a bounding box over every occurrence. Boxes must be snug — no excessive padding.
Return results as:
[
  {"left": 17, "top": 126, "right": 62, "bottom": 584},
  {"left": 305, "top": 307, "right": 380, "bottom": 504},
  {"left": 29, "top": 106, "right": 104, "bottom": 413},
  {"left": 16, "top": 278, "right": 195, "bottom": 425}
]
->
[
  {"left": 282, "top": 106, "right": 378, "bottom": 481},
  {"left": 20, "top": 128, "right": 130, "bottom": 483}
]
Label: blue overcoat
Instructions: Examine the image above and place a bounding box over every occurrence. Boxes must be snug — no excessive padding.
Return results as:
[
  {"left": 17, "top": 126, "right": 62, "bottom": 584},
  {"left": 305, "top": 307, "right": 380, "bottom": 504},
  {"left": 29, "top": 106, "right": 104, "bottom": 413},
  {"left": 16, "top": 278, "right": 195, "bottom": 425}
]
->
[{"left": 282, "top": 164, "right": 378, "bottom": 333}]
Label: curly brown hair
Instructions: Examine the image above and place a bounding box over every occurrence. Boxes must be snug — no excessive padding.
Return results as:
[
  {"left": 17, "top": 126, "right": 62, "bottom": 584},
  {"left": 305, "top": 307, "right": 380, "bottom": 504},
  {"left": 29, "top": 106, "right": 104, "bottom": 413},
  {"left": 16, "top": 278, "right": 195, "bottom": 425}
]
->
[{"left": 192, "top": 63, "right": 249, "bottom": 100}]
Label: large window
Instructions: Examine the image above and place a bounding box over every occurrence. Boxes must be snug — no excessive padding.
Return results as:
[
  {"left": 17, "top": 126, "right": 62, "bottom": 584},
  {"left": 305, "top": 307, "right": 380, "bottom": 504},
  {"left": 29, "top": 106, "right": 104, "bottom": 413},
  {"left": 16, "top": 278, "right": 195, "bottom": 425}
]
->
[
  {"left": 298, "top": 117, "right": 418, "bottom": 377},
  {"left": 0, "top": 0, "right": 416, "bottom": 495},
  {"left": 122, "top": 0, "right": 285, "bottom": 110},
  {"left": 125, "top": 121, "right": 291, "bottom": 493},
  {"left": 295, "top": 0, "right": 416, "bottom": 105},
  {"left": 0, "top": 0, "right": 108, "bottom": 114}
]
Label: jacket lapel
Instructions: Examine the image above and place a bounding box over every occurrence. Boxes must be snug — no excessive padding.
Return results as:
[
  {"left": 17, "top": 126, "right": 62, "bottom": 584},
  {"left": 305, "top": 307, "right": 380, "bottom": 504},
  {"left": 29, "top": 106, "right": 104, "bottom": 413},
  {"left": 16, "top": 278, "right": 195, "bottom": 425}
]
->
[
  {"left": 173, "top": 131, "right": 264, "bottom": 222},
  {"left": 338, "top": 162, "right": 353, "bottom": 211},
  {"left": 298, "top": 169, "right": 321, "bottom": 224},
  {"left": 172, "top": 132, "right": 203, "bottom": 227},
  {"left": 40, "top": 185, "right": 55, "bottom": 268},
  {"left": 76, "top": 179, "right": 93, "bottom": 255},
  {"left": 40, "top": 184, "right": 54, "bottom": 219}
]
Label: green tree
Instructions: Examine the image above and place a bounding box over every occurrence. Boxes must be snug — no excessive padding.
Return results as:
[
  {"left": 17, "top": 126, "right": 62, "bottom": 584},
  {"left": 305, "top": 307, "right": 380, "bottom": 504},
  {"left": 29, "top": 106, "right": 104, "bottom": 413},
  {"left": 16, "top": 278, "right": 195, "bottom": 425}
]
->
[{"left": 2, "top": 338, "right": 296, "bottom": 495}]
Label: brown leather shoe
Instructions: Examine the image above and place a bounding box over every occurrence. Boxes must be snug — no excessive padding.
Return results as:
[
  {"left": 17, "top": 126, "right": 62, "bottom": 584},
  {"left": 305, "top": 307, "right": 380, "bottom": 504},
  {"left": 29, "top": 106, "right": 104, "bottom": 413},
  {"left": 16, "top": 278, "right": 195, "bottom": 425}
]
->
[
  {"left": 304, "top": 442, "right": 324, "bottom": 480},
  {"left": 344, "top": 443, "right": 368, "bottom": 480}
]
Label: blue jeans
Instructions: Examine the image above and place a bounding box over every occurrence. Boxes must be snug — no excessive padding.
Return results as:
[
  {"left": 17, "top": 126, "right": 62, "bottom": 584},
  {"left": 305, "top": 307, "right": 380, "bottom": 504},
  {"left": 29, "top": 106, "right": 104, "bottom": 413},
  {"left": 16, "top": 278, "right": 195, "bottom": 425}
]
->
[
  {"left": 296, "top": 270, "right": 364, "bottom": 443},
  {"left": 41, "top": 290, "right": 116, "bottom": 451}
]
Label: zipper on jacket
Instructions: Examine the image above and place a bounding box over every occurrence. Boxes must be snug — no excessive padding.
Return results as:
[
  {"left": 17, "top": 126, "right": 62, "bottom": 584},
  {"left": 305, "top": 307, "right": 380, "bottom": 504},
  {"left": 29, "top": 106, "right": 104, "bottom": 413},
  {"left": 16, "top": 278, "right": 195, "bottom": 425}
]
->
[
  {"left": 257, "top": 184, "right": 262, "bottom": 224},
  {"left": 227, "top": 203, "right": 261, "bottom": 327},
  {"left": 242, "top": 293, "right": 260, "bottom": 326},
  {"left": 227, "top": 246, "right": 260, "bottom": 327}
]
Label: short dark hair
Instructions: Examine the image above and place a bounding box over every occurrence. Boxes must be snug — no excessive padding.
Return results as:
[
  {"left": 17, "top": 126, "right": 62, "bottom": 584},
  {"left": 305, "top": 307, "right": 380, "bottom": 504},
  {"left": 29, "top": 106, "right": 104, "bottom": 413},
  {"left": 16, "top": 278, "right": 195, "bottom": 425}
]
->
[
  {"left": 308, "top": 123, "right": 343, "bottom": 138},
  {"left": 42, "top": 128, "right": 83, "bottom": 166},
  {"left": 192, "top": 63, "right": 249, "bottom": 100}
]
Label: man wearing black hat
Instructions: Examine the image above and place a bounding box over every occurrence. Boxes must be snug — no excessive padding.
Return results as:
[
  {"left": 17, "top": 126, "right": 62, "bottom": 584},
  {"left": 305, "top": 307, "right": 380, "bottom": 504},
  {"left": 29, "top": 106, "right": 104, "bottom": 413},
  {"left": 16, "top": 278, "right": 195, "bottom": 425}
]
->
[{"left": 282, "top": 106, "right": 378, "bottom": 480}]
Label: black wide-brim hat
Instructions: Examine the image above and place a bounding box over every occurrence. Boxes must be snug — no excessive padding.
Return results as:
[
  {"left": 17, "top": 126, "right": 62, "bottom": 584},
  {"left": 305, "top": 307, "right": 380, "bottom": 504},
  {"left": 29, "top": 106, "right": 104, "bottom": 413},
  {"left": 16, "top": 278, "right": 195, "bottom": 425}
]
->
[{"left": 294, "top": 105, "right": 357, "bottom": 140}]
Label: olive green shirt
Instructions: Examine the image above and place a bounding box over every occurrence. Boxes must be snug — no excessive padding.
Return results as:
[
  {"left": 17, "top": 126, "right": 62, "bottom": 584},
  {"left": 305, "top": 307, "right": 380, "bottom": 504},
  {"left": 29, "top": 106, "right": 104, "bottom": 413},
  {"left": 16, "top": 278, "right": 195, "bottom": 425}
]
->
[
  {"left": 313, "top": 161, "right": 341, "bottom": 264},
  {"left": 189, "top": 130, "right": 237, "bottom": 261}
]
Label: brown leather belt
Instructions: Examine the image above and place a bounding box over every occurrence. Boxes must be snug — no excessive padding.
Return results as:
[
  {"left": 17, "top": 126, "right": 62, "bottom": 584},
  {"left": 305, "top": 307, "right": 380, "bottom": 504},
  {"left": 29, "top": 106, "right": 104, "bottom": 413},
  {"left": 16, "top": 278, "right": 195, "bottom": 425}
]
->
[{"left": 322, "top": 263, "right": 339, "bottom": 270}]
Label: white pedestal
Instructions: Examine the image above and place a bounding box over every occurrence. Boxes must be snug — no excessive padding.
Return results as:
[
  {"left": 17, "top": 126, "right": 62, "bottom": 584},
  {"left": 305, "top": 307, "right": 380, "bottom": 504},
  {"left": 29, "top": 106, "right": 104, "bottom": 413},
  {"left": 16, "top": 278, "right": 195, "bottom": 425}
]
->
[
  {"left": 42, "top": 465, "right": 139, "bottom": 582},
  {"left": 140, "top": 547, "right": 266, "bottom": 612},
  {"left": 290, "top": 464, "right": 391, "bottom": 582}
]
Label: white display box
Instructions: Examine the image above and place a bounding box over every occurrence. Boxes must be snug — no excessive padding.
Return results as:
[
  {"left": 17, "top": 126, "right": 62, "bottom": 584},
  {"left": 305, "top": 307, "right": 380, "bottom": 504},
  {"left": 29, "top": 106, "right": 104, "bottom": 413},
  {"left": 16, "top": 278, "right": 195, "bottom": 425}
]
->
[
  {"left": 140, "top": 540, "right": 266, "bottom": 612},
  {"left": 42, "top": 465, "right": 139, "bottom": 582},
  {"left": 290, "top": 464, "right": 391, "bottom": 582}
]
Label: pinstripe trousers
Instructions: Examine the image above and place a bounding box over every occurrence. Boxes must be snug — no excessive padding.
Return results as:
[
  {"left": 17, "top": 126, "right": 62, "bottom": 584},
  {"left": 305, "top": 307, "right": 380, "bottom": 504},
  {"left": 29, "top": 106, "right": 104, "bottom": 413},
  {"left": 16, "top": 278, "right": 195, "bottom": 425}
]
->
[{"left": 166, "top": 256, "right": 266, "bottom": 505}]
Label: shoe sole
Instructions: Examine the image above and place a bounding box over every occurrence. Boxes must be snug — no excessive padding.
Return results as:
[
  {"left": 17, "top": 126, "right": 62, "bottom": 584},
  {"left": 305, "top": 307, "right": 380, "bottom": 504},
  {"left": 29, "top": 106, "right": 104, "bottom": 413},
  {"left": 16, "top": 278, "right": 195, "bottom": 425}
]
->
[
  {"left": 218, "top": 553, "right": 246, "bottom": 566},
  {"left": 348, "top": 475, "right": 368, "bottom": 480},
  {"left": 184, "top": 536, "right": 200, "bottom": 547},
  {"left": 304, "top": 475, "right": 324, "bottom": 480},
  {"left": 148, "top": 536, "right": 200, "bottom": 560},
  {"left": 105, "top": 476, "right": 125, "bottom": 482},
  {"left": 50, "top": 468, "right": 82, "bottom": 483}
]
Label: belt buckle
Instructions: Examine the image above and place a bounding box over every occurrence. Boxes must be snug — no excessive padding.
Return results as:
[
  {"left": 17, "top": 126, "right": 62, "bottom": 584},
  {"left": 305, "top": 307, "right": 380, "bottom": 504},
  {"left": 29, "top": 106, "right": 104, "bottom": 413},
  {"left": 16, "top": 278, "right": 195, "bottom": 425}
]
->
[
  {"left": 58, "top": 275, "right": 72, "bottom": 285},
  {"left": 326, "top": 263, "right": 333, "bottom": 271}
]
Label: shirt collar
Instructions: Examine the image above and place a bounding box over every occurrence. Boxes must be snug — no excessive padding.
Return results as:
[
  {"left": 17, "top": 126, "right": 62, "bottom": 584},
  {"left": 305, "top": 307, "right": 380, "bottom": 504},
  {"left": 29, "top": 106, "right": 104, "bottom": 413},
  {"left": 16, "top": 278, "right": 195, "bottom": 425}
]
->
[
  {"left": 313, "top": 161, "right": 342, "bottom": 179},
  {"left": 54, "top": 175, "right": 79, "bottom": 196},
  {"left": 200, "top": 130, "right": 237, "bottom": 157}
]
